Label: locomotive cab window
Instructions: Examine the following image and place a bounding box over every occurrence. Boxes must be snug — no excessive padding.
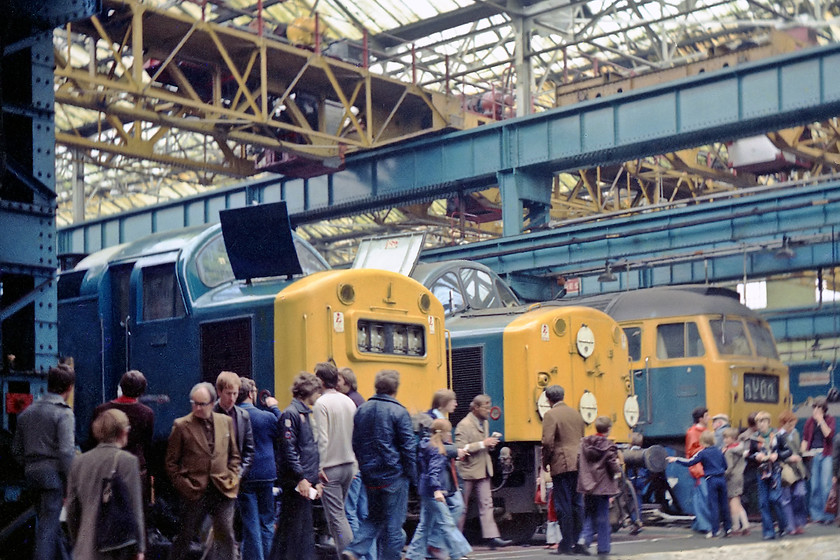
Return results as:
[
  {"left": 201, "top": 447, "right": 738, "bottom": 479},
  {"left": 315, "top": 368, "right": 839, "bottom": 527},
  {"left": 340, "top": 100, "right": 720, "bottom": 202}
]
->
[
  {"left": 747, "top": 321, "right": 779, "bottom": 359},
  {"left": 196, "top": 234, "right": 235, "bottom": 288},
  {"left": 623, "top": 326, "right": 642, "bottom": 361},
  {"left": 293, "top": 239, "right": 329, "bottom": 275},
  {"left": 495, "top": 278, "right": 520, "bottom": 307},
  {"left": 460, "top": 268, "right": 498, "bottom": 310},
  {"left": 656, "top": 322, "right": 704, "bottom": 359},
  {"left": 196, "top": 234, "right": 329, "bottom": 289},
  {"left": 431, "top": 272, "right": 466, "bottom": 315},
  {"left": 142, "top": 264, "right": 186, "bottom": 321},
  {"left": 710, "top": 318, "right": 752, "bottom": 356}
]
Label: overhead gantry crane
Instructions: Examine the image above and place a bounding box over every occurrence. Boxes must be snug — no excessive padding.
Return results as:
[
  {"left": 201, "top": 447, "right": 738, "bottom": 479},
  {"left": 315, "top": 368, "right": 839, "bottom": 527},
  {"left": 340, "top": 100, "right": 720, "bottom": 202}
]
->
[{"left": 53, "top": 0, "right": 493, "bottom": 180}]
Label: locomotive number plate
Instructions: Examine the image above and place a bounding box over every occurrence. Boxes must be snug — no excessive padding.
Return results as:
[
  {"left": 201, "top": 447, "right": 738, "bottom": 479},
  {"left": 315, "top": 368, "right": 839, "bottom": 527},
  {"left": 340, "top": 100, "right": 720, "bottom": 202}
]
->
[{"left": 743, "top": 373, "right": 779, "bottom": 403}]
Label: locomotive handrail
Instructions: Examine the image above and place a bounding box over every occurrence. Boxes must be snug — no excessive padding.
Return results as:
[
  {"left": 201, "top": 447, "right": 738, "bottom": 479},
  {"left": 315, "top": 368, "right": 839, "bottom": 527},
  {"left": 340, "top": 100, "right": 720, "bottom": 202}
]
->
[
  {"left": 326, "top": 304, "right": 334, "bottom": 362},
  {"left": 445, "top": 328, "right": 452, "bottom": 387},
  {"left": 644, "top": 356, "right": 652, "bottom": 425}
]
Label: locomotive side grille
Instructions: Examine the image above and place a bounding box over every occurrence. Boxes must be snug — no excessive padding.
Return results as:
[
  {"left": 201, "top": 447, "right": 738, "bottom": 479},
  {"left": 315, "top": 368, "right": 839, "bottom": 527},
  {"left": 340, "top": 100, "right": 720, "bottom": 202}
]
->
[
  {"left": 200, "top": 317, "right": 253, "bottom": 383},
  {"left": 449, "top": 345, "right": 484, "bottom": 427}
]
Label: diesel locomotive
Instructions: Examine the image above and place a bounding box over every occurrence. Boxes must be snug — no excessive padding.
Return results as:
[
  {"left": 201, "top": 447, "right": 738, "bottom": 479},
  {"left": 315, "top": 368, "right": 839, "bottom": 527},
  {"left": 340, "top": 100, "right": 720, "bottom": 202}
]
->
[
  {"left": 558, "top": 285, "right": 790, "bottom": 515},
  {"left": 55, "top": 203, "right": 447, "bottom": 447},
  {"left": 411, "top": 260, "right": 638, "bottom": 539}
]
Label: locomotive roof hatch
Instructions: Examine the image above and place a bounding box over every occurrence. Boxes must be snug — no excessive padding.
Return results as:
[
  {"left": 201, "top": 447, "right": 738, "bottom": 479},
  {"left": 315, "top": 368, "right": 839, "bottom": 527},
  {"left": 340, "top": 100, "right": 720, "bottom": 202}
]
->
[
  {"left": 351, "top": 232, "right": 426, "bottom": 276},
  {"left": 219, "top": 201, "right": 302, "bottom": 282}
]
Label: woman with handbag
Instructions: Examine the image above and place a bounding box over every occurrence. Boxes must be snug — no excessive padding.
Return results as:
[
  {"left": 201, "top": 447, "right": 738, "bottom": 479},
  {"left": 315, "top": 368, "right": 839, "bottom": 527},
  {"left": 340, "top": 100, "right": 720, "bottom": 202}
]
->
[{"left": 66, "top": 408, "right": 145, "bottom": 560}]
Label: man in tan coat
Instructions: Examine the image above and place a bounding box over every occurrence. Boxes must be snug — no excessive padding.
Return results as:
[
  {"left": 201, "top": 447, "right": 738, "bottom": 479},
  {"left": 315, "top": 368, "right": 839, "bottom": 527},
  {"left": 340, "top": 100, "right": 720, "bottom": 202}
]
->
[
  {"left": 541, "top": 384, "right": 586, "bottom": 555},
  {"left": 166, "top": 382, "right": 242, "bottom": 560},
  {"left": 454, "top": 394, "right": 511, "bottom": 548}
]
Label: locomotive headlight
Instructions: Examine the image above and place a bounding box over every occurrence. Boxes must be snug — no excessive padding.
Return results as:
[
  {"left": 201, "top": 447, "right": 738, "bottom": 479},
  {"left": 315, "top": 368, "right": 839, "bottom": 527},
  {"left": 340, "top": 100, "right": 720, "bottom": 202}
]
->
[
  {"left": 623, "top": 395, "right": 640, "bottom": 428},
  {"left": 407, "top": 326, "right": 424, "bottom": 356},
  {"left": 370, "top": 324, "right": 385, "bottom": 352},
  {"left": 553, "top": 318, "right": 567, "bottom": 336},
  {"left": 338, "top": 283, "right": 356, "bottom": 305},
  {"left": 393, "top": 325, "right": 407, "bottom": 354},
  {"left": 357, "top": 322, "right": 370, "bottom": 351}
]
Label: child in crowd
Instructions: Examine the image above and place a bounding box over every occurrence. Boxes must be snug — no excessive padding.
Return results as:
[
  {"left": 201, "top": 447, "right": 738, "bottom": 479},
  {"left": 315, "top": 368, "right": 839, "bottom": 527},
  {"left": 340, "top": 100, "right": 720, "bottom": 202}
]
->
[
  {"left": 407, "top": 418, "right": 472, "bottom": 560},
  {"left": 747, "top": 410, "right": 790, "bottom": 540},
  {"left": 722, "top": 427, "right": 750, "bottom": 535},
  {"left": 668, "top": 430, "right": 733, "bottom": 538},
  {"left": 577, "top": 416, "right": 622, "bottom": 555}
]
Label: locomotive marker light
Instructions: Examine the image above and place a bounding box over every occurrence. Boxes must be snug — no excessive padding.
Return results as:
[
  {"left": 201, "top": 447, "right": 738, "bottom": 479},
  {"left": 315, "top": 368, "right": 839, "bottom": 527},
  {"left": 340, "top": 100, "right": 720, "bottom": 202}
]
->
[
  {"left": 576, "top": 325, "right": 595, "bottom": 357},
  {"left": 624, "top": 395, "right": 640, "bottom": 428},
  {"left": 579, "top": 390, "right": 598, "bottom": 424}
]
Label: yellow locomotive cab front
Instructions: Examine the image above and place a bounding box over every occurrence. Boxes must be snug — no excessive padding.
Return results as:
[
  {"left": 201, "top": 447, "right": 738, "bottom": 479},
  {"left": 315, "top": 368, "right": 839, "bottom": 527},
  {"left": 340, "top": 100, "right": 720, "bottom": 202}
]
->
[
  {"left": 273, "top": 269, "right": 447, "bottom": 414},
  {"left": 502, "top": 304, "right": 634, "bottom": 444}
]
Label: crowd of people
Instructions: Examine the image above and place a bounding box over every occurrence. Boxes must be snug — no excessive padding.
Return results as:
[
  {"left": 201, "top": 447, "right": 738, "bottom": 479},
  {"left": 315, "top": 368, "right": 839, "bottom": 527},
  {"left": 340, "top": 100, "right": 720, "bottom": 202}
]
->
[
  {"left": 12, "top": 362, "right": 840, "bottom": 560},
  {"left": 10, "top": 364, "right": 517, "bottom": 560},
  {"left": 667, "top": 401, "right": 838, "bottom": 542}
]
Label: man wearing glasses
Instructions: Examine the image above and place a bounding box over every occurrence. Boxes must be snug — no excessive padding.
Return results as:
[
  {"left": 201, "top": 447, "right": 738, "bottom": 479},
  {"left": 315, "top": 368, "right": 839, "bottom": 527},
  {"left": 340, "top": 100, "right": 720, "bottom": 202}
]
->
[
  {"left": 166, "top": 382, "right": 242, "bottom": 560},
  {"left": 455, "top": 394, "right": 511, "bottom": 548}
]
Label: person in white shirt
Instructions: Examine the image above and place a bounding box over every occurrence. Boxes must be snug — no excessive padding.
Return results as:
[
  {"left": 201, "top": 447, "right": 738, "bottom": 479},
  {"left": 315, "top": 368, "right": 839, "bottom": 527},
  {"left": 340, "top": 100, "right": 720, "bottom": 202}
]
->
[{"left": 313, "top": 362, "right": 358, "bottom": 555}]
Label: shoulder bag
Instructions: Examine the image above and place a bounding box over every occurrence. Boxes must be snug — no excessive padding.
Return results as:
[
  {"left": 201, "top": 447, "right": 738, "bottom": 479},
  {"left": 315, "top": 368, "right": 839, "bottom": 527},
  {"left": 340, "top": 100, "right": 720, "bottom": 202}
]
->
[{"left": 96, "top": 451, "right": 140, "bottom": 553}]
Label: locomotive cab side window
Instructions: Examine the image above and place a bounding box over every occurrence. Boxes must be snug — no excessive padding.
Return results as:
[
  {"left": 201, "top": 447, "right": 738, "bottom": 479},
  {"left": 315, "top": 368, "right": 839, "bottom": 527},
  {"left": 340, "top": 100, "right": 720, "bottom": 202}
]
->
[
  {"left": 142, "top": 264, "right": 186, "bottom": 321},
  {"left": 656, "top": 322, "right": 704, "bottom": 359},
  {"left": 623, "top": 326, "right": 642, "bottom": 361}
]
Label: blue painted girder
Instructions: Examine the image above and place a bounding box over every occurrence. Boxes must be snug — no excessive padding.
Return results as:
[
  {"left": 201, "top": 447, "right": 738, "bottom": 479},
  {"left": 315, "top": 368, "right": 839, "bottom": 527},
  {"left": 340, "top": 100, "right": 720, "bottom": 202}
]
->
[
  {"left": 58, "top": 41, "right": 840, "bottom": 254},
  {"left": 422, "top": 180, "right": 840, "bottom": 300}
]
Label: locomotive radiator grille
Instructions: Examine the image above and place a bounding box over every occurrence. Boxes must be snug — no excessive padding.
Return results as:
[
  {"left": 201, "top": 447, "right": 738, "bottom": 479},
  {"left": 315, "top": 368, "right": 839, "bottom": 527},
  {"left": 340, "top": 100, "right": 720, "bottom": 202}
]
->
[
  {"left": 200, "top": 317, "right": 253, "bottom": 383},
  {"left": 449, "top": 345, "right": 484, "bottom": 427}
]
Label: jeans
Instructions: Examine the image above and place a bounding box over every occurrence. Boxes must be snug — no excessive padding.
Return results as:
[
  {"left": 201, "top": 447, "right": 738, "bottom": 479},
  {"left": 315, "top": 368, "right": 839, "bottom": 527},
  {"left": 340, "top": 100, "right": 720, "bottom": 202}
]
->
[
  {"left": 791, "top": 479, "right": 809, "bottom": 528},
  {"left": 345, "top": 472, "right": 368, "bottom": 535},
  {"left": 406, "top": 495, "right": 472, "bottom": 560},
  {"left": 552, "top": 472, "right": 584, "bottom": 553},
  {"left": 239, "top": 480, "right": 276, "bottom": 560},
  {"left": 706, "top": 475, "right": 732, "bottom": 535},
  {"left": 690, "top": 477, "right": 712, "bottom": 533},
  {"left": 809, "top": 453, "right": 835, "bottom": 523},
  {"left": 445, "top": 491, "right": 465, "bottom": 527},
  {"left": 25, "top": 466, "right": 69, "bottom": 560},
  {"left": 346, "top": 477, "right": 409, "bottom": 560},
  {"left": 581, "top": 495, "right": 611, "bottom": 554},
  {"left": 756, "top": 471, "right": 788, "bottom": 538}
]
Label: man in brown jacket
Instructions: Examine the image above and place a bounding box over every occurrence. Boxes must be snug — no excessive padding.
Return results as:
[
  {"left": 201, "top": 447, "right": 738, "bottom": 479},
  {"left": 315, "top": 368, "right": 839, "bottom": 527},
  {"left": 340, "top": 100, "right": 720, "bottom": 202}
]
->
[
  {"left": 166, "top": 382, "right": 242, "bottom": 560},
  {"left": 541, "top": 384, "right": 586, "bottom": 555},
  {"left": 454, "top": 394, "right": 511, "bottom": 548}
]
